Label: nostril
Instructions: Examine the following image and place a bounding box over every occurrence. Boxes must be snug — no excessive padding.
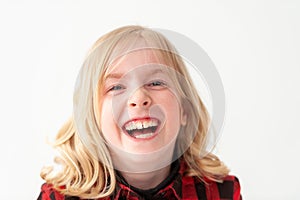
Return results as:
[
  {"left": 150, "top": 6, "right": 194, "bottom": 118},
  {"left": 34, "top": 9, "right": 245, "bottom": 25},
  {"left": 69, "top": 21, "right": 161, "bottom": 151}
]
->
[
  {"left": 130, "top": 103, "right": 137, "bottom": 107},
  {"left": 129, "top": 101, "right": 149, "bottom": 107}
]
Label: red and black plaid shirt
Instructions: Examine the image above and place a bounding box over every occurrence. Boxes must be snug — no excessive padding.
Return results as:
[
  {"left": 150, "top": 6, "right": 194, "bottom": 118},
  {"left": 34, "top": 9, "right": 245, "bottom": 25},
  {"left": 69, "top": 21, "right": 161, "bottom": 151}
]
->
[{"left": 38, "top": 159, "right": 242, "bottom": 200}]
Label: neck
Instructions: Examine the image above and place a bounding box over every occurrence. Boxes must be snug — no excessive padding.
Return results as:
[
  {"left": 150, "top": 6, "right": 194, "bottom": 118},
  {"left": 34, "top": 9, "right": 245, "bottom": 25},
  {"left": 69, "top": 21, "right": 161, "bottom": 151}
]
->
[{"left": 120, "top": 165, "right": 171, "bottom": 190}]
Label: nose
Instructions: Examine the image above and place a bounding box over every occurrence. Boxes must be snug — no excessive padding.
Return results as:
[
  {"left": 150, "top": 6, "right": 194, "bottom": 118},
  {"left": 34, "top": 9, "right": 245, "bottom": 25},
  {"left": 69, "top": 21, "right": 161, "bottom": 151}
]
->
[{"left": 128, "top": 87, "right": 151, "bottom": 108}]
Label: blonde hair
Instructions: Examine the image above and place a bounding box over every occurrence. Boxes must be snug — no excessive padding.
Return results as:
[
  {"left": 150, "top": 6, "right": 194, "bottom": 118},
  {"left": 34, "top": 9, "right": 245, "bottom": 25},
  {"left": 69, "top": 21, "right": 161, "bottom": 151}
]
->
[{"left": 41, "top": 25, "right": 229, "bottom": 199}]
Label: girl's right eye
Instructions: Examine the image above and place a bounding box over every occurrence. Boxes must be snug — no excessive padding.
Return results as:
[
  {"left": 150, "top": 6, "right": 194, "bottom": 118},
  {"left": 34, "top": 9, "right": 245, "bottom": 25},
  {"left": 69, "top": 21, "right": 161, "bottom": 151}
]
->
[{"left": 107, "top": 84, "right": 125, "bottom": 93}]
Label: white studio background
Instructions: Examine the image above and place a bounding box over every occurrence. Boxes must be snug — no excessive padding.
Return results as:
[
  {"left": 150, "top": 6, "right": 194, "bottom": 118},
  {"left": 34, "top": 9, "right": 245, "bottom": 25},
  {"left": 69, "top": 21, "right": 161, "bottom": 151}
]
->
[{"left": 0, "top": 1, "right": 299, "bottom": 199}]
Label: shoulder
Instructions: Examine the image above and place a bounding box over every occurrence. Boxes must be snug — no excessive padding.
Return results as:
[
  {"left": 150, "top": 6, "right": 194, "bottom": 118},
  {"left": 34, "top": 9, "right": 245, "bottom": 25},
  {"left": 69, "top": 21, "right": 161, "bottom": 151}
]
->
[
  {"left": 204, "top": 175, "right": 242, "bottom": 200},
  {"left": 181, "top": 173, "right": 242, "bottom": 199},
  {"left": 37, "top": 183, "right": 78, "bottom": 200},
  {"left": 179, "top": 159, "right": 242, "bottom": 199}
]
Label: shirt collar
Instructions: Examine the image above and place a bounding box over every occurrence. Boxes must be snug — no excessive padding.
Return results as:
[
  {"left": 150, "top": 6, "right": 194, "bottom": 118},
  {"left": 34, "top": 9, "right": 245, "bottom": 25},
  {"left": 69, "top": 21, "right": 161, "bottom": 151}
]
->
[{"left": 113, "top": 159, "right": 185, "bottom": 199}]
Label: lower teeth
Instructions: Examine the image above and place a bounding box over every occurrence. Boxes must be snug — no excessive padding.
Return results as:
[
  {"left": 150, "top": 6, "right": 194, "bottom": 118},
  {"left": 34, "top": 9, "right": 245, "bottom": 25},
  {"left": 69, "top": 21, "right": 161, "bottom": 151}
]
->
[{"left": 134, "top": 132, "right": 154, "bottom": 139}]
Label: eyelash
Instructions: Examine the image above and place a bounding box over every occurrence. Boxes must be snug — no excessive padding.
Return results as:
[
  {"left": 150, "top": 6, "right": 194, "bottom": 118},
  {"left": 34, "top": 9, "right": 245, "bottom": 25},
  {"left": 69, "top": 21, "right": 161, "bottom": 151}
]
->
[
  {"left": 106, "top": 80, "right": 167, "bottom": 94},
  {"left": 107, "top": 84, "right": 124, "bottom": 92},
  {"left": 146, "top": 80, "right": 166, "bottom": 87}
]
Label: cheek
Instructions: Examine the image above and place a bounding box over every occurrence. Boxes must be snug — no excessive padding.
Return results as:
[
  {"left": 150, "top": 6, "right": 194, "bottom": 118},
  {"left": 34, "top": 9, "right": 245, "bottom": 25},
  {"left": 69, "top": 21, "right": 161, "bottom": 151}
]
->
[
  {"left": 159, "top": 95, "right": 182, "bottom": 130},
  {"left": 100, "top": 100, "right": 115, "bottom": 138},
  {"left": 168, "top": 104, "right": 182, "bottom": 126}
]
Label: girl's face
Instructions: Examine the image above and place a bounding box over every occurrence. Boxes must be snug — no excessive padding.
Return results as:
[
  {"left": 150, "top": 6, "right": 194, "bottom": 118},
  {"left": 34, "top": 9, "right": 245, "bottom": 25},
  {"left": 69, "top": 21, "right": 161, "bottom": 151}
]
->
[{"left": 100, "top": 50, "right": 187, "bottom": 154}]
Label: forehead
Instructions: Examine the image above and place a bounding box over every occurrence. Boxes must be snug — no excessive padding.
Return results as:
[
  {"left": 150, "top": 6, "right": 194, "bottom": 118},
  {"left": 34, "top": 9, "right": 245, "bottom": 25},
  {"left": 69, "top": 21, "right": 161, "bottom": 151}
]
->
[{"left": 107, "top": 49, "right": 169, "bottom": 75}]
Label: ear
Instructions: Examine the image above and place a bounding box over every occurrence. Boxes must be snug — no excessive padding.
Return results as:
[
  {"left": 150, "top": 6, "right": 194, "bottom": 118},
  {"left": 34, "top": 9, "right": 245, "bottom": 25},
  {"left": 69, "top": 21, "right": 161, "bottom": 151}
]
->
[{"left": 180, "top": 109, "right": 187, "bottom": 126}]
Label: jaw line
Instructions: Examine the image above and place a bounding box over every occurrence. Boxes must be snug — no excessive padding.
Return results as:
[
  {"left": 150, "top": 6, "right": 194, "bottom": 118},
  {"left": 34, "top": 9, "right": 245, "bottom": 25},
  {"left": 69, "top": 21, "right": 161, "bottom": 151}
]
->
[{"left": 107, "top": 135, "right": 178, "bottom": 173}]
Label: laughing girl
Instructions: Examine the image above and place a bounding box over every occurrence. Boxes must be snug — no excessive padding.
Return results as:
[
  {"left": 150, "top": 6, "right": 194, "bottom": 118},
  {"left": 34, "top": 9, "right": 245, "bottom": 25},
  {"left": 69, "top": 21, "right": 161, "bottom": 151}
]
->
[{"left": 38, "top": 25, "right": 242, "bottom": 200}]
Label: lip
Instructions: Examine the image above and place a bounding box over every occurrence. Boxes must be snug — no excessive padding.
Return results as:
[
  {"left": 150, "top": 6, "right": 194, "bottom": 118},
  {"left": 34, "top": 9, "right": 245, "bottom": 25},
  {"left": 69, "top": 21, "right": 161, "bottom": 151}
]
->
[{"left": 122, "top": 117, "right": 161, "bottom": 141}]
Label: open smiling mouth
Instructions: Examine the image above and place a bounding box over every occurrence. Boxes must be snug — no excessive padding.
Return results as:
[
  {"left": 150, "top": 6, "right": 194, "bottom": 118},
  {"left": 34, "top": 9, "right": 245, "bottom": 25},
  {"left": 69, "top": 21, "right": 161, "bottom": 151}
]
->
[{"left": 122, "top": 118, "right": 160, "bottom": 139}]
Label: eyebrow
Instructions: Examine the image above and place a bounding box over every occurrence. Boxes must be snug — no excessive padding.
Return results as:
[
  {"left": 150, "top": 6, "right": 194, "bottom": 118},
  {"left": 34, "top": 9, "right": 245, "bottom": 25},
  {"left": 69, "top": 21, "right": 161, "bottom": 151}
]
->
[
  {"left": 105, "top": 68, "right": 165, "bottom": 80},
  {"left": 151, "top": 69, "right": 165, "bottom": 75},
  {"left": 105, "top": 73, "right": 123, "bottom": 80}
]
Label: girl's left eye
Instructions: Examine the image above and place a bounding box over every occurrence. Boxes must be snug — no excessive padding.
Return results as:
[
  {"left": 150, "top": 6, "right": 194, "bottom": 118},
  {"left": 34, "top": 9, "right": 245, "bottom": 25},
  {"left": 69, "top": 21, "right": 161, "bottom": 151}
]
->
[{"left": 147, "top": 80, "right": 166, "bottom": 87}]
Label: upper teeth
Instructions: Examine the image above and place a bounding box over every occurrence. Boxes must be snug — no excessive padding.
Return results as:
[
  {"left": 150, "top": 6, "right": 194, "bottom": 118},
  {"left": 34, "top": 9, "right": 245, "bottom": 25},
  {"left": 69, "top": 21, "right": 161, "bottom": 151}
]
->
[{"left": 125, "top": 120, "right": 158, "bottom": 131}]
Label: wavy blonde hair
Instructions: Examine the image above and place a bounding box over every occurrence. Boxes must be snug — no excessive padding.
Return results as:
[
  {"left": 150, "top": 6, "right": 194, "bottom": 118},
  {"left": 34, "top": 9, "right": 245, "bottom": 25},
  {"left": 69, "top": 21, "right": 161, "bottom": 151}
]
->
[{"left": 41, "top": 25, "right": 229, "bottom": 199}]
